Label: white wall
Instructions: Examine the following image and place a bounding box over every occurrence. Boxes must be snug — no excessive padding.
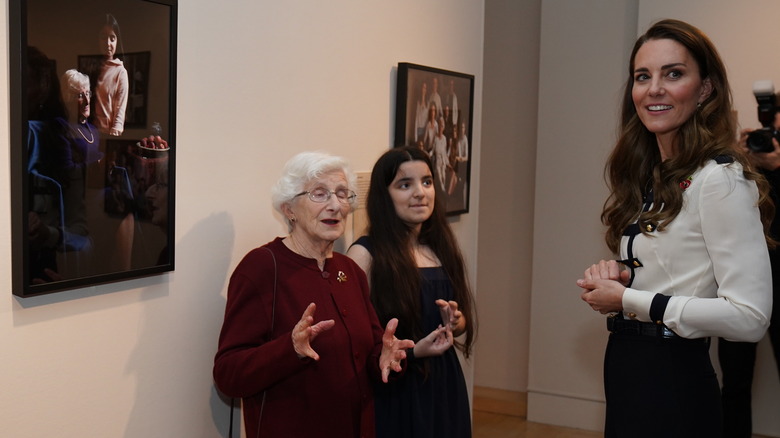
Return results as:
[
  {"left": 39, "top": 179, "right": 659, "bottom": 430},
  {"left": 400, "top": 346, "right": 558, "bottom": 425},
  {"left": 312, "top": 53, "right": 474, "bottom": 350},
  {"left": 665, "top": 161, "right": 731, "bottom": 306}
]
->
[
  {"left": 475, "top": 0, "right": 540, "bottom": 393},
  {"left": 527, "top": 1, "right": 780, "bottom": 436},
  {"left": 527, "top": 0, "right": 637, "bottom": 430},
  {"left": 0, "top": 1, "right": 484, "bottom": 436}
]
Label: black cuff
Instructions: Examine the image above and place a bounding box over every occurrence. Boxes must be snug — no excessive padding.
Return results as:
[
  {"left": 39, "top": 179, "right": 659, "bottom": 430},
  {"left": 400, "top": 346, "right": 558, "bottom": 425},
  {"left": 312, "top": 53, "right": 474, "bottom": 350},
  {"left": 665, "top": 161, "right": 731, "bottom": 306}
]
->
[{"left": 649, "top": 293, "right": 671, "bottom": 325}]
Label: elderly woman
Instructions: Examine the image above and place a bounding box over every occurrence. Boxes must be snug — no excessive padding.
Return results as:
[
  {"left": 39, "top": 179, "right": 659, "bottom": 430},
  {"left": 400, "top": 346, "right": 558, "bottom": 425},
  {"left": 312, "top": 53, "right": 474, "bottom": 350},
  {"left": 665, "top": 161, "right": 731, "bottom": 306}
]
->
[
  {"left": 214, "top": 151, "right": 415, "bottom": 438},
  {"left": 62, "top": 69, "right": 102, "bottom": 165}
]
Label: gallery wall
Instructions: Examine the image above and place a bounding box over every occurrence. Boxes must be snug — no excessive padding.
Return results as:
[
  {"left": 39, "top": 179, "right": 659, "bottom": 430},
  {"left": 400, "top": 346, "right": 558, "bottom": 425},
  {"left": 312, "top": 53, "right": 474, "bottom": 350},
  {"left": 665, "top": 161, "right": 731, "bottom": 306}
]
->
[
  {"left": 475, "top": 0, "right": 540, "bottom": 393},
  {"left": 0, "top": 1, "right": 484, "bottom": 436}
]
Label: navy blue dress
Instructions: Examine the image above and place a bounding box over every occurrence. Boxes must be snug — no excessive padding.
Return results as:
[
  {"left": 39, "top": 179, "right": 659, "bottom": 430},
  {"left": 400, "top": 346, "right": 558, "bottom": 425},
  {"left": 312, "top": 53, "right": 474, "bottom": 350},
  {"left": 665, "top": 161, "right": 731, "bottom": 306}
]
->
[{"left": 353, "top": 236, "right": 472, "bottom": 438}]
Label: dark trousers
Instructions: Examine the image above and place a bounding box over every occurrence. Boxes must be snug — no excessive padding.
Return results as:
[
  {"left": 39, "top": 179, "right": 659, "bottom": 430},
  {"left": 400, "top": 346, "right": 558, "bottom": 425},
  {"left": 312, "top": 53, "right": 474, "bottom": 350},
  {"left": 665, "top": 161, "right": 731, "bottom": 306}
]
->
[
  {"left": 718, "top": 339, "right": 757, "bottom": 438},
  {"left": 718, "top": 253, "right": 780, "bottom": 438},
  {"left": 718, "top": 323, "right": 780, "bottom": 437},
  {"left": 604, "top": 333, "right": 721, "bottom": 438}
]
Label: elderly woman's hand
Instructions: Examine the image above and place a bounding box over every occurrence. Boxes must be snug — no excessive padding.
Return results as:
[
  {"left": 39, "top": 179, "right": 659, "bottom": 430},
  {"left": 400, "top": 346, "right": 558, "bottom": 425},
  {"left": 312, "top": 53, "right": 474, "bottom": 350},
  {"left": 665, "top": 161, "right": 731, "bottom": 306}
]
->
[
  {"left": 379, "top": 318, "right": 415, "bottom": 383},
  {"left": 291, "top": 302, "right": 335, "bottom": 361}
]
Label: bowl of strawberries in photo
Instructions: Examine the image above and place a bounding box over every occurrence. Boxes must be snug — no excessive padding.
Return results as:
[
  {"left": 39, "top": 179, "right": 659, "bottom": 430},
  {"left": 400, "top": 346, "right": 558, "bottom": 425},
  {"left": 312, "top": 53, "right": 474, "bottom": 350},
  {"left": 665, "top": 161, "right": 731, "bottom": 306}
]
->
[{"left": 136, "top": 135, "right": 170, "bottom": 158}]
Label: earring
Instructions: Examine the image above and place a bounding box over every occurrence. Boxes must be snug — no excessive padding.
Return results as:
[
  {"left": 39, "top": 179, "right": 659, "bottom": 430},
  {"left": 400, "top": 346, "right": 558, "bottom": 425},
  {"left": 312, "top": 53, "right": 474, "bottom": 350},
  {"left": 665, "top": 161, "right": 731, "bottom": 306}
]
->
[{"left": 697, "top": 102, "right": 702, "bottom": 108}]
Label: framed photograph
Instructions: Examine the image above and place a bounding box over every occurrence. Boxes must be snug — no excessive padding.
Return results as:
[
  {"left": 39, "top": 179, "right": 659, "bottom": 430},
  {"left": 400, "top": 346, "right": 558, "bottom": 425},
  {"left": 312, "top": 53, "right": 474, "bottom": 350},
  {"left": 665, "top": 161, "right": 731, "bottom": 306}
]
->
[
  {"left": 9, "top": 0, "right": 177, "bottom": 297},
  {"left": 395, "top": 62, "right": 474, "bottom": 215}
]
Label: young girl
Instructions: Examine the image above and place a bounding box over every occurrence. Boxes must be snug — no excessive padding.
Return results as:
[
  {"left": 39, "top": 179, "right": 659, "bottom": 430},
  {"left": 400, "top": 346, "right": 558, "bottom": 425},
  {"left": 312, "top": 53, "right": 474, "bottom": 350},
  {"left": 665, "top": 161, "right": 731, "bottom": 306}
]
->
[
  {"left": 347, "top": 146, "right": 476, "bottom": 437},
  {"left": 95, "top": 13, "right": 128, "bottom": 136}
]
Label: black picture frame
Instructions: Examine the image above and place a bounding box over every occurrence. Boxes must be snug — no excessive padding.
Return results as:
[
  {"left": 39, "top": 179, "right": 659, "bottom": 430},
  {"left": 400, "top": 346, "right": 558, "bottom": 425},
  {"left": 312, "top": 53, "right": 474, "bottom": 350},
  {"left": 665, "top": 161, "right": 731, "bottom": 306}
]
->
[
  {"left": 395, "top": 62, "right": 474, "bottom": 215},
  {"left": 9, "top": 0, "right": 177, "bottom": 297}
]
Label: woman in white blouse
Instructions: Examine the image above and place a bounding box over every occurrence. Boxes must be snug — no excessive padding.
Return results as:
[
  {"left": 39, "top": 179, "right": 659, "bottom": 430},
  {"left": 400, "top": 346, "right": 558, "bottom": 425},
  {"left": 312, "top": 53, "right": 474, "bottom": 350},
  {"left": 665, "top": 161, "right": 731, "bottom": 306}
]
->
[{"left": 576, "top": 19, "right": 774, "bottom": 438}]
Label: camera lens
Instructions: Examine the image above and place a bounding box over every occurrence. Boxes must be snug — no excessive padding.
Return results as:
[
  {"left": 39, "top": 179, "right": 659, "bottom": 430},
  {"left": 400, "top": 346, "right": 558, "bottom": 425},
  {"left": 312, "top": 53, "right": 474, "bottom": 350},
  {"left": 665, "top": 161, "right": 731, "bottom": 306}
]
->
[{"left": 747, "top": 129, "right": 775, "bottom": 153}]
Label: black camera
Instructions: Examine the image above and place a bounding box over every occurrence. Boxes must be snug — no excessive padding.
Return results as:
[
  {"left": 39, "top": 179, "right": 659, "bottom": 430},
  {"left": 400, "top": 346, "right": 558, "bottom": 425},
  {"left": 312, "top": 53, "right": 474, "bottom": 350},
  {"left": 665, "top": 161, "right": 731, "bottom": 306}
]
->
[
  {"left": 746, "top": 80, "right": 780, "bottom": 153},
  {"left": 747, "top": 128, "right": 780, "bottom": 153}
]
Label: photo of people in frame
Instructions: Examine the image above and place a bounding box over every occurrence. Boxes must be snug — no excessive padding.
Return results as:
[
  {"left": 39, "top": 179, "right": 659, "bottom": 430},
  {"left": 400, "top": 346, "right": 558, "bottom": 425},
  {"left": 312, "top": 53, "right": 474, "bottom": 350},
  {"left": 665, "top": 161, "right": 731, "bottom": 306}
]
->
[
  {"left": 395, "top": 63, "right": 473, "bottom": 215},
  {"left": 11, "top": 0, "right": 176, "bottom": 296}
]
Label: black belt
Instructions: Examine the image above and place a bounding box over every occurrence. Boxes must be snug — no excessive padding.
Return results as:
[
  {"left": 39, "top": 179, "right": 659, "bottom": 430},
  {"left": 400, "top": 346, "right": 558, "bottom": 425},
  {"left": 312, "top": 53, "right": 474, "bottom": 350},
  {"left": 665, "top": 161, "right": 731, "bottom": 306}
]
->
[{"left": 607, "top": 315, "right": 708, "bottom": 343}]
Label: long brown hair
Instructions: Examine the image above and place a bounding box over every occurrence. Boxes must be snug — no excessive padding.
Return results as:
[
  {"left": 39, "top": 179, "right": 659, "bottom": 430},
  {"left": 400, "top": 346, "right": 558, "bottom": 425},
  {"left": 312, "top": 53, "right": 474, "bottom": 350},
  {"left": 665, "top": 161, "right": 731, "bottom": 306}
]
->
[
  {"left": 365, "top": 146, "right": 476, "bottom": 357},
  {"left": 602, "top": 19, "right": 774, "bottom": 252}
]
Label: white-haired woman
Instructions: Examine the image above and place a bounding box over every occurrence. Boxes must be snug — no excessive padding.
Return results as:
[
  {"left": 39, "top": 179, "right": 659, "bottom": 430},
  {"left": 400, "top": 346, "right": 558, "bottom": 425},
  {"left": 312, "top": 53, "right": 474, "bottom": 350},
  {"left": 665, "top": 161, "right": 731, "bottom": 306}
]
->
[
  {"left": 214, "top": 151, "right": 415, "bottom": 438},
  {"left": 62, "top": 69, "right": 102, "bottom": 164}
]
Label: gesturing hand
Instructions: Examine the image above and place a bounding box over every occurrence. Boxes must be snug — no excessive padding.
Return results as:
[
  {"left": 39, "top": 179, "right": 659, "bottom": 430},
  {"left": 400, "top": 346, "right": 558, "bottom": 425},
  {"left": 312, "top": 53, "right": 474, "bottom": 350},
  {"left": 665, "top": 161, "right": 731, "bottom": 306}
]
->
[
  {"left": 413, "top": 325, "right": 453, "bottom": 358},
  {"left": 435, "top": 299, "right": 464, "bottom": 335},
  {"left": 291, "top": 302, "right": 335, "bottom": 361},
  {"left": 379, "top": 318, "right": 415, "bottom": 383}
]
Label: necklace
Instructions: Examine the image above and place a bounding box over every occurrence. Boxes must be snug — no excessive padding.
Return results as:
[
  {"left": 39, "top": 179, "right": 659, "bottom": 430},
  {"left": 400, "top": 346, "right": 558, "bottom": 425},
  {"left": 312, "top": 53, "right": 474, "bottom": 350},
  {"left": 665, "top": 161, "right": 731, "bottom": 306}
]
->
[{"left": 75, "top": 123, "right": 95, "bottom": 144}]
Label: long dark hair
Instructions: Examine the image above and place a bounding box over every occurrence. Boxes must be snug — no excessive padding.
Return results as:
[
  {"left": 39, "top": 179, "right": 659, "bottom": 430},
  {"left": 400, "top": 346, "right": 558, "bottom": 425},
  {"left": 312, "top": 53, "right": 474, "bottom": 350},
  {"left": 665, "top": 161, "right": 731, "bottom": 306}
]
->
[
  {"left": 602, "top": 19, "right": 774, "bottom": 252},
  {"left": 102, "top": 13, "right": 125, "bottom": 60},
  {"left": 365, "top": 146, "right": 475, "bottom": 357}
]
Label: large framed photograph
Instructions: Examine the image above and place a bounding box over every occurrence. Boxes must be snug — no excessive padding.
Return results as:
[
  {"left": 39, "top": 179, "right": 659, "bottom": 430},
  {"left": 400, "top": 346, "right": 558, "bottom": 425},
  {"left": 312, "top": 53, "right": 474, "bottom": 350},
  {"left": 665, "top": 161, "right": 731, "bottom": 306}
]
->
[
  {"left": 395, "top": 62, "right": 474, "bottom": 215},
  {"left": 9, "top": 0, "right": 177, "bottom": 297}
]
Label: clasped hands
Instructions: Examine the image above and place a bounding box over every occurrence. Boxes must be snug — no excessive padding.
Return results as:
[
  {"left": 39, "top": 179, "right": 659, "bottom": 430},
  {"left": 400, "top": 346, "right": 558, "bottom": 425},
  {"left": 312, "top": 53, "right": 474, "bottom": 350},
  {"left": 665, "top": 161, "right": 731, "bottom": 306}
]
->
[{"left": 576, "top": 259, "right": 629, "bottom": 314}]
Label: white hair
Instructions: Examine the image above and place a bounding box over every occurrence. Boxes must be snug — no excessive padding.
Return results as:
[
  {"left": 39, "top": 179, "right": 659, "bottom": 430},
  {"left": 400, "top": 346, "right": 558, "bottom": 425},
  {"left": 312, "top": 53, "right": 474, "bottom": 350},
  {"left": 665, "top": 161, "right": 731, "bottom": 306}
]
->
[
  {"left": 61, "top": 69, "right": 89, "bottom": 102},
  {"left": 271, "top": 151, "right": 357, "bottom": 225}
]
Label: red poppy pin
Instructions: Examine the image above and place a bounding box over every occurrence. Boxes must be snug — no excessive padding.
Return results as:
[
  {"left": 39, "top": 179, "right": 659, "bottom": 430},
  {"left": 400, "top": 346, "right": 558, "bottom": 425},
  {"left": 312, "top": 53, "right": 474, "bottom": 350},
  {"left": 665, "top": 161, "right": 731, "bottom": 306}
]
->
[{"left": 679, "top": 176, "right": 693, "bottom": 190}]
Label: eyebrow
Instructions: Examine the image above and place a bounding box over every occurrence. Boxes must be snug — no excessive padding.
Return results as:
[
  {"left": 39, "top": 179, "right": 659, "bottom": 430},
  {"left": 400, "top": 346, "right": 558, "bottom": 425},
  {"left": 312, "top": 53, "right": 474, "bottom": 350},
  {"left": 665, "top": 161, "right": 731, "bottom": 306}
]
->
[{"left": 634, "top": 62, "right": 687, "bottom": 73}]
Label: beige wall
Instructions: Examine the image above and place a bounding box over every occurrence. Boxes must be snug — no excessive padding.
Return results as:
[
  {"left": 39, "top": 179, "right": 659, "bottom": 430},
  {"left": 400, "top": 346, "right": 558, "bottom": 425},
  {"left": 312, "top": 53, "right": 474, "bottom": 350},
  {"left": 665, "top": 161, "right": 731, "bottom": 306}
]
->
[
  {"left": 475, "top": 0, "right": 541, "bottom": 392},
  {"left": 0, "top": 1, "right": 484, "bottom": 436},
  {"left": 526, "top": 0, "right": 637, "bottom": 430}
]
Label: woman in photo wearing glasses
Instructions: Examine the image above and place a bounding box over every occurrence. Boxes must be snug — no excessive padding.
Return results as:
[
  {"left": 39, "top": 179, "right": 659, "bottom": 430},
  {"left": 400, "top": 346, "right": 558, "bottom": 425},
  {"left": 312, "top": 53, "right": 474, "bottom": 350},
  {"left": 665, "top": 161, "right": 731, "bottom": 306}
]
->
[{"left": 214, "top": 151, "right": 415, "bottom": 438}]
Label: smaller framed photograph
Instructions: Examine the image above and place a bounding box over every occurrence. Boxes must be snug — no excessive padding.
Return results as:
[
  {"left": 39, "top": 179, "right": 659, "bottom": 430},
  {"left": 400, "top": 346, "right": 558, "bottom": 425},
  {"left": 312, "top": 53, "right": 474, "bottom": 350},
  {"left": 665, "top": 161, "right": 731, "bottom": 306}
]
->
[{"left": 395, "top": 62, "right": 474, "bottom": 216}]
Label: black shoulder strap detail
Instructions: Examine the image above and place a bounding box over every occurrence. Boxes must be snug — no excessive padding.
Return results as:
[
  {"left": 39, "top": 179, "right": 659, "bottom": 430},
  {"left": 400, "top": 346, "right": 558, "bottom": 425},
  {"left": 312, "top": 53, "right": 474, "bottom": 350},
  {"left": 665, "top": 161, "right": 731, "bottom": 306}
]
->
[
  {"left": 714, "top": 155, "right": 734, "bottom": 164},
  {"left": 617, "top": 189, "right": 654, "bottom": 287}
]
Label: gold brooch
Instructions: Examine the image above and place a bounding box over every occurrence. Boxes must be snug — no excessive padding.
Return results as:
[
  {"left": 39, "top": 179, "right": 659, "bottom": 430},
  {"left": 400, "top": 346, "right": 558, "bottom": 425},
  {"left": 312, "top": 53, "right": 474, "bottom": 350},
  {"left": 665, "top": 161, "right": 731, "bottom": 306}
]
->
[{"left": 337, "top": 271, "right": 347, "bottom": 283}]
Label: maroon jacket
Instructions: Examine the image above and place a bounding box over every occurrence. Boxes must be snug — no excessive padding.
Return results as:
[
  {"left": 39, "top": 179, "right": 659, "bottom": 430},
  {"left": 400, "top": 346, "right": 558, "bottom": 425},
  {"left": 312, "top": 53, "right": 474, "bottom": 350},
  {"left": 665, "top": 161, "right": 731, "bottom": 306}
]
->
[{"left": 214, "top": 237, "right": 388, "bottom": 438}]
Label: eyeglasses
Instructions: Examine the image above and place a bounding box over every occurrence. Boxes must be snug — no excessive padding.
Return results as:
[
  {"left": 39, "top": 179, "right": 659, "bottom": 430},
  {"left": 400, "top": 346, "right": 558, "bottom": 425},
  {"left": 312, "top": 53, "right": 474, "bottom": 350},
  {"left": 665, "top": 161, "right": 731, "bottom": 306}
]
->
[{"left": 295, "top": 187, "right": 357, "bottom": 204}]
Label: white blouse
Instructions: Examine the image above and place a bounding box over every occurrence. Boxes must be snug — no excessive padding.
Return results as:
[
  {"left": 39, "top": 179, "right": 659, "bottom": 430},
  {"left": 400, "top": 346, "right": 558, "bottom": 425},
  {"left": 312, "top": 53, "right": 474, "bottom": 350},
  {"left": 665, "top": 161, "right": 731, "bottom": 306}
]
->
[{"left": 621, "top": 160, "right": 772, "bottom": 342}]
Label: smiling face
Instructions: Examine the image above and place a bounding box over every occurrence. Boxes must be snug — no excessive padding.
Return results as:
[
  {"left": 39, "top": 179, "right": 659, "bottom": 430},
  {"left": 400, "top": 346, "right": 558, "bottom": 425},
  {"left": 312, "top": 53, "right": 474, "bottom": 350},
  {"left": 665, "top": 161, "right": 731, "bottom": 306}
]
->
[
  {"left": 631, "top": 38, "right": 712, "bottom": 155},
  {"left": 389, "top": 160, "right": 435, "bottom": 231},
  {"left": 285, "top": 170, "right": 351, "bottom": 248}
]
